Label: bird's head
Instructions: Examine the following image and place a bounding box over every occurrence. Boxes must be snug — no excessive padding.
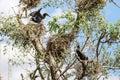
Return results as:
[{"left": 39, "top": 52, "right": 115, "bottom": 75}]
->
[
  {"left": 77, "top": 44, "right": 80, "bottom": 49},
  {"left": 43, "top": 13, "right": 50, "bottom": 18}
]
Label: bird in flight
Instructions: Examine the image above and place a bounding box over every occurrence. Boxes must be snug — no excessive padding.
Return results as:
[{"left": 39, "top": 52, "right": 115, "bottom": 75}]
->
[{"left": 30, "top": 8, "right": 49, "bottom": 23}]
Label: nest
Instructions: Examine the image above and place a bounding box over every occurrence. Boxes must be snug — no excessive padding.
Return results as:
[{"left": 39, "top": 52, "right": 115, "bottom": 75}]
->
[
  {"left": 75, "top": 60, "right": 102, "bottom": 79},
  {"left": 22, "top": 23, "right": 45, "bottom": 38},
  {"left": 46, "top": 31, "right": 77, "bottom": 59},
  {"left": 75, "top": 0, "right": 106, "bottom": 11},
  {"left": 15, "top": 24, "right": 45, "bottom": 47},
  {"left": 19, "top": 0, "right": 41, "bottom": 8}
]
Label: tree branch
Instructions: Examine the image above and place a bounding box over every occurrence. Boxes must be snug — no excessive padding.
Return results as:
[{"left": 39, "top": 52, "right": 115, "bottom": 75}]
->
[
  {"left": 30, "top": 66, "right": 38, "bottom": 80},
  {"left": 17, "top": 5, "right": 28, "bottom": 25},
  {"left": 20, "top": 73, "right": 24, "bottom": 80},
  {"left": 49, "top": 54, "right": 57, "bottom": 80},
  {"left": 57, "top": 58, "right": 77, "bottom": 79},
  {"left": 103, "top": 66, "right": 120, "bottom": 69},
  {"left": 96, "top": 32, "right": 106, "bottom": 61},
  {"left": 35, "top": 58, "right": 45, "bottom": 80},
  {"left": 111, "top": 0, "right": 120, "bottom": 8},
  {"left": 37, "top": 67, "right": 44, "bottom": 80},
  {"left": 81, "top": 36, "right": 89, "bottom": 51},
  {"left": 31, "top": 39, "right": 44, "bottom": 55}
]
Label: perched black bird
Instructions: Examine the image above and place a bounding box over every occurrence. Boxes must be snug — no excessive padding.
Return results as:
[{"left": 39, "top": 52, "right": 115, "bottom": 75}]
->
[
  {"left": 30, "top": 8, "right": 49, "bottom": 23},
  {"left": 76, "top": 45, "right": 88, "bottom": 60}
]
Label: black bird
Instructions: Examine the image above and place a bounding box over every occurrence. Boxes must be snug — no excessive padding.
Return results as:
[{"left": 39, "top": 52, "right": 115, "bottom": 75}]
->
[
  {"left": 76, "top": 45, "right": 88, "bottom": 60},
  {"left": 30, "top": 8, "right": 49, "bottom": 23}
]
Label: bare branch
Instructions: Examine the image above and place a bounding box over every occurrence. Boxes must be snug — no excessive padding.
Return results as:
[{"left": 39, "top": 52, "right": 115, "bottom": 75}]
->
[
  {"left": 11, "top": 7, "right": 17, "bottom": 16},
  {"left": 98, "top": 43, "right": 103, "bottom": 55},
  {"left": 111, "top": 0, "right": 120, "bottom": 8},
  {"left": 35, "top": 57, "right": 44, "bottom": 80},
  {"left": 29, "top": 66, "right": 38, "bottom": 80},
  {"left": 38, "top": 67, "right": 44, "bottom": 80},
  {"left": 96, "top": 32, "right": 106, "bottom": 61},
  {"left": 57, "top": 58, "right": 77, "bottom": 79},
  {"left": 20, "top": 73, "right": 24, "bottom": 80},
  {"left": 31, "top": 39, "right": 44, "bottom": 55},
  {"left": 81, "top": 36, "right": 89, "bottom": 51},
  {"left": 17, "top": 6, "right": 28, "bottom": 25},
  {"left": 47, "top": 71, "right": 50, "bottom": 80},
  {"left": 49, "top": 54, "right": 57, "bottom": 80},
  {"left": 103, "top": 66, "right": 120, "bottom": 69}
]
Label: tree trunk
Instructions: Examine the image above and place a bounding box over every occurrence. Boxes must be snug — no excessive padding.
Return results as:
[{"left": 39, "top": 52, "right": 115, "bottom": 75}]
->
[{"left": 49, "top": 54, "right": 58, "bottom": 80}]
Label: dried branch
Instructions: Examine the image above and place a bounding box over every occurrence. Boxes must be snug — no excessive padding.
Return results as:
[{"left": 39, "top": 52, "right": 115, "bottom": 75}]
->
[
  {"left": 35, "top": 58, "right": 45, "bottom": 80},
  {"left": 101, "top": 39, "right": 120, "bottom": 44},
  {"left": 103, "top": 66, "right": 120, "bottom": 69},
  {"left": 38, "top": 67, "right": 44, "bottom": 80},
  {"left": 18, "top": 5, "right": 28, "bottom": 19},
  {"left": 31, "top": 39, "right": 44, "bottom": 55},
  {"left": 76, "top": 53, "right": 93, "bottom": 79},
  {"left": 17, "top": 6, "right": 28, "bottom": 25},
  {"left": 20, "top": 73, "right": 24, "bottom": 80},
  {"left": 55, "top": 61, "right": 64, "bottom": 73},
  {"left": 57, "top": 58, "right": 77, "bottom": 79},
  {"left": 96, "top": 32, "right": 106, "bottom": 61},
  {"left": 47, "top": 71, "right": 50, "bottom": 80},
  {"left": 100, "top": 38, "right": 111, "bottom": 43},
  {"left": 81, "top": 36, "right": 89, "bottom": 51},
  {"left": 111, "top": 0, "right": 120, "bottom": 8},
  {"left": 30, "top": 66, "right": 38, "bottom": 80},
  {"left": 12, "top": 7, "right": 17, "bottom": 16},
  {"left": 49, "top": 54, "right": 57, "bottom": 80},
  {"left": 98, "top": 43, "right": 103, "bottom": 55}
]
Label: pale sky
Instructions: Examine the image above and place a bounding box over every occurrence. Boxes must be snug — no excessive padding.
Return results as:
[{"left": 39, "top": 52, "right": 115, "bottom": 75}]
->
[{"left": 0, "top": 0, "right": 120, "bottom": 80}]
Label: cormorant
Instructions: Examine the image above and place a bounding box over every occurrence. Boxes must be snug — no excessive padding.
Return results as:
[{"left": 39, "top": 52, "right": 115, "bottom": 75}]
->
[
  {"left": 76, "top": 45, "right": 88, "bottom": 60},
  {"left": 30, "top": 8, "right": 49, "bottom": 23}
]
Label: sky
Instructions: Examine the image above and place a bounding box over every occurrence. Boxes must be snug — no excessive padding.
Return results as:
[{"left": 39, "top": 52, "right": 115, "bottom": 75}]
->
[
  {"left": 104, "top": 0, "right": 120, "bottom": 23},
  {"left": 0, "top": 0, "right": 120, "bottom": 80}
]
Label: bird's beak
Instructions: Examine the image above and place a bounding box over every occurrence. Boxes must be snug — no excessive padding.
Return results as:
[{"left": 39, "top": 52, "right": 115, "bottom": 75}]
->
[{"left": 47, "top": 15, "right": 51, "bottom": 17}]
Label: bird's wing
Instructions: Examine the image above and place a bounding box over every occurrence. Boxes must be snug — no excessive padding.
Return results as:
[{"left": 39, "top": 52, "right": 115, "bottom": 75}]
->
[
  {"left": 76, "top": 49, "right": 88, "bottom": 60},
  {"left": 30, "top": 11, "right": 37, "bottom": 16},
  {"left": 38, "top": 8, "right": 42, "bottom": 12},
  {"left": 30, "top": 8, "right": 43, "bottom": 17}
]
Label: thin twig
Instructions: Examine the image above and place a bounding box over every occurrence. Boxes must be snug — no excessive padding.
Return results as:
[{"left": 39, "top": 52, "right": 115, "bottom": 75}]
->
[
  {"left": 47, "top": 71, "right": 50, "bottom": 80},
  {"left": 49, "top": 54, "right": 57, "bottom": 80},
  {"left": 111, "top": 0, "right": 120, "bottom": 8},
  {"left": 81, "top": 36, "right": 89, "bottom": 51},
  {"left": 20, "top": 73, "right": 24, "bottom": 80},
  {"left": 96, "top": 32, "right": 105, "bottom": 61},
  {"left": 103, "top": 66, "right": 120, "bottom": 69},
  {"left": 57, "top": 58, "right": 77, "bottom": 79},
  {"left": 35, "top": 57, "right": 44, "bottom": 80},
  {"left": 29, "top": 67, "right": 38, "bottom": 80},
  {"left": 38, "top": 67, "right": 44, "bottom": 80},
  {"left": 11, "top": 7, "right": 17, "bottom": 16},
  {"left": 98, "top": 43, "right": 103, "bottom": 55}
]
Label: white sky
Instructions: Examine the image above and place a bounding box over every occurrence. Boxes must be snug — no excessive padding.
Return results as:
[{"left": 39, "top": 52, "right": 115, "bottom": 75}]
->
[
  {"left": 0, "top": 0, "right": 19, "bottom": 17},
  {"left": 0, "top": 0, "right": 120, "bottom": 80}
]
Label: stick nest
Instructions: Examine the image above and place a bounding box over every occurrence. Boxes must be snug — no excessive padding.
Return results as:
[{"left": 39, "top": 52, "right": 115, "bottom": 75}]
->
[
  {"left": 17, "top": 23, "right": 45, "bottom": 47},
  {"left": 19, "top": 0, "right": 41, "bottom": 8},
  {"left": 46, "top": 31, "right": 76, "bottom": 58},
  {"left": 75, "top": 0, "right": 106, "bottom": 11},
  {"left": 22, "top": 23, "right": 45, "bottom": 38}
]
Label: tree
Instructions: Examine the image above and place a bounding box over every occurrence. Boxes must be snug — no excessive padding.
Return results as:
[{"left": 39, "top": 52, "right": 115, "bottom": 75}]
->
[{"left": 0, "top": 0, "right": 120, "bottom": 80}]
